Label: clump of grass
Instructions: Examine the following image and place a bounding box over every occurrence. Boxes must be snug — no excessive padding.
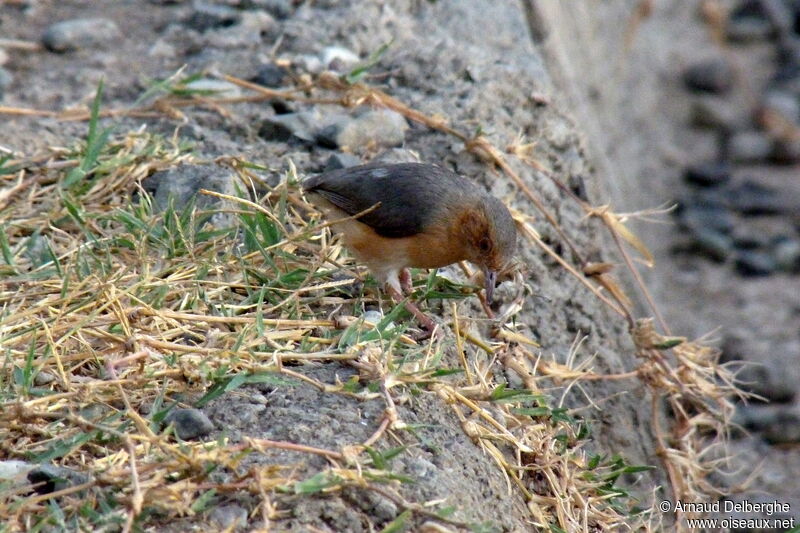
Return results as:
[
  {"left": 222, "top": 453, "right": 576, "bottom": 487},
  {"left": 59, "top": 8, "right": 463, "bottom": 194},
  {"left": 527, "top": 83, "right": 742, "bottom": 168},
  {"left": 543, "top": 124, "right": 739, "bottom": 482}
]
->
[{"left": 0, "top": 62, "right": 739, "bottom": 531}]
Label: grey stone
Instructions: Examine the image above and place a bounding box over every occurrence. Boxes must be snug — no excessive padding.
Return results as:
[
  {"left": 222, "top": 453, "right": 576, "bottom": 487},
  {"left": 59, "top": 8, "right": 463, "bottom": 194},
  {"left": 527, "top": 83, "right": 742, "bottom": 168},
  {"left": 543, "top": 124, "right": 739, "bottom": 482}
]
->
[
  {"left": 324, "top": 152, "right": 362, "bottom": 171},
  {"left": 771, "top": 138, "right": 800, "bottom": 163},
  {"left": 371, "top": 148, "right": 421, "bottom": 164},
  {"left": 165, "top": 408, "right": 215, "bottom": 440},
  {"left": 28, "top": 464, "right": 91, "bottom": 495},
  {"left": 295, "top": 54, "right": 324, "bottom": 74},
  {"left": 33, "top": 371, "right": 57, "bottom": 386},
  {"left": 259, "top": 112, "right": 319, "bottom": 143},
  {"left": 735, "top": 250, "right": 777, "bottom": 276},
  {"left": 404, "top": 456, "right": 438, "bottom": 481},
  {"left": 757, "top": 0, "right": 795, "bottom": 36},
  {"left": 362, "top": 310, "right": 383, "bottom": 325},
  {"left": 147, "top": 164, "right": 238, "bottom": 228},
  {"left": 264, "top": 0, "right": 293, "bottom": 18},
  {"left": 0, "top": 67, "right": 14, "bottom": 102},
  {"left": 0, "top": 460, "right": 35, "bottom": 482},
  {"left": 764, "top": 410, "right": 800, "bottom": 444},
  {"left": 772, "top": 57, "right": 800, "bottom": 93},
  {"left": 186, "top": 1, "right": 241, "bottom": 32},
  {"left": 728, "top": 131, "right": 774, "bottom": 163},
  {"left": 684, "top": 161, "right": 731, "bottom": 187},
  {"left": 762, "top": 90, "right": 800, "bottom": 124},
  {"left": 0, "top": 67, "right": 13, "bottom": 100},
  {"left": 732, "top": 404, "right": 781, "bottom": 435},
  {"left": 690, "top": 96, "right": 740, "bottom": 130},
  {"left": 732, "top": 225, "right": 772, "bottom": 249},
  {"left": 317, "top": 109, "right": 408, "bottom": 151},
  {"left": 248, "top": 392, "right": 268, "bottom": 405},
  {"left": 683, "top": 59, "right": 734, "bottom": 94},
  {"left": 251, "top": 62, "right": 288, "bottom": 87},
  {"left": 727, "top": 17, "right": 774, "bottom": 42},
  {"left": 243, "top": 0, "right": 292, "bottom": 19},
  {"left": 42, "top": 18, "right": 121, "bottom": 52},
  {"left": 79, "top": 403, "right": 111, "bottom": 422},
  {"left": 771, "top": 236, "right": 800, "bottom": 272},
  {"left": 776, "top": 36, "right": 800, "bottom": 72},
  {"left": 730, "top": 359, "right": 796, "bottom": 403},
  {"left": 726, "top": 180, "right": 794, "bottom": 215},
  {"left": 679, "top": 204, "right": 737, "bottom": 235},
  {"left": 692, "top": 227, "right": 735, "bottom": 261},
  {"left": 210, "top": 503, "right": 248, "bottom": 530},
  {"left": 321, "top": 46, "right": 360, "bottom": 72}
]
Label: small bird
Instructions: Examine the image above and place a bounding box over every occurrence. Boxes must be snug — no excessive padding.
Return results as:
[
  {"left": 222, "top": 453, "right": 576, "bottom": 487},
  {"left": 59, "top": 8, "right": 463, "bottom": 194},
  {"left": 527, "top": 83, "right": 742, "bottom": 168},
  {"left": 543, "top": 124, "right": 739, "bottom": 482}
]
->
[{"left": 303, "top": 162, "right": 517, "bottom": 333}]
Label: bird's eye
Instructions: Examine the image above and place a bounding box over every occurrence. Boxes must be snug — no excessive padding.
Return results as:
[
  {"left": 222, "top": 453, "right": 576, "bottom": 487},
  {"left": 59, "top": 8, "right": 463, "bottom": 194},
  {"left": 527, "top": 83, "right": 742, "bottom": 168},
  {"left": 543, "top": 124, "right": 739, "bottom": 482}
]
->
[{"left": 478, "top": 238, "right": 492, "bottom": 252}]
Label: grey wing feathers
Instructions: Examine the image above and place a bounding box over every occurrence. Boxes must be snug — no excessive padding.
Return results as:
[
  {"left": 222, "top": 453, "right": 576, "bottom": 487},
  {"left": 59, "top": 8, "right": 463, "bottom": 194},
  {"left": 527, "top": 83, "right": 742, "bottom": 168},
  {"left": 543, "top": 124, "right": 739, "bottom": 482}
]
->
[{"left": 303, "top": 163, "right": 473, "bottom": 238}]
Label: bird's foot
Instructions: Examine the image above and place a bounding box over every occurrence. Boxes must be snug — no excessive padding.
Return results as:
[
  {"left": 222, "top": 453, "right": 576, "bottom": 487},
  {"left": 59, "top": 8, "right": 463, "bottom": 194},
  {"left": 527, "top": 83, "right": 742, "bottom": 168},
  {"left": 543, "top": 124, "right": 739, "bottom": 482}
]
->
[
  {"left": 387, "top": 286, "right": 440, "bottom": 340},
  {"left": 399, "top": 268, "right": 413, "bottom": 296}
]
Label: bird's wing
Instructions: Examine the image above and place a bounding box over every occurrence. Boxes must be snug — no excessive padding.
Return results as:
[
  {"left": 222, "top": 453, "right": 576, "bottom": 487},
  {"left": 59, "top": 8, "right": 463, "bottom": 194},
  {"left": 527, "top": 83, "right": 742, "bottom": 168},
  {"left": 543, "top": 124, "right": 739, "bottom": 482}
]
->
[{"left": 303, "top": 163, "right": 463, "bottom": 238}]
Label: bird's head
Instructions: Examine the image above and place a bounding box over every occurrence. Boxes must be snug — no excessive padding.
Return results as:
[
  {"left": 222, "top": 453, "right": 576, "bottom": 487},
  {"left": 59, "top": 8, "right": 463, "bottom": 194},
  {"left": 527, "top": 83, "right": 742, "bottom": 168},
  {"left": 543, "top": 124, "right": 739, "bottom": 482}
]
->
[{"left": 459, "top": 196, "right": 517, "bottom": 301}]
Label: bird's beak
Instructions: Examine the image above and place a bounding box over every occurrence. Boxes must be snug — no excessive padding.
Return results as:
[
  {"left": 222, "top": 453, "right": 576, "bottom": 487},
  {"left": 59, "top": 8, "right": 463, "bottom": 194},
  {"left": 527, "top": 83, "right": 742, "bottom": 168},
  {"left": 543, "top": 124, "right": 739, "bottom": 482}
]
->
[{"left": 485, "top": 269, "right": 497, "bottom": 302}]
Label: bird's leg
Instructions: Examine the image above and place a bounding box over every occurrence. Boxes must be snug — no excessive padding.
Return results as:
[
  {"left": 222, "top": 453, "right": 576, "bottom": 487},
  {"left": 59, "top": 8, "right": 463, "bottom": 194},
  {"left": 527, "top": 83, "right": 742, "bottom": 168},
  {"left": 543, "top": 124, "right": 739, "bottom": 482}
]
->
[
  {"left": 386, "top": 285, "right": 437, "bottom": 339},
  {"left": 399, "top": 268, "right": 413, "bottom": 295}
]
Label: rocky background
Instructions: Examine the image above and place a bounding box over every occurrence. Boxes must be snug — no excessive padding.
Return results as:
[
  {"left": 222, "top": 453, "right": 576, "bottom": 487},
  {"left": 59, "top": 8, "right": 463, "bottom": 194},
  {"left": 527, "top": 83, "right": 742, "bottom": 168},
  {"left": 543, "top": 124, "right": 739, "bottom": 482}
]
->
[
  {"left": 1, "top": 0, "right": 796, "bottom": 530},
  {"left": 537, "top": 0, "right": 800, "bottom": 526}
]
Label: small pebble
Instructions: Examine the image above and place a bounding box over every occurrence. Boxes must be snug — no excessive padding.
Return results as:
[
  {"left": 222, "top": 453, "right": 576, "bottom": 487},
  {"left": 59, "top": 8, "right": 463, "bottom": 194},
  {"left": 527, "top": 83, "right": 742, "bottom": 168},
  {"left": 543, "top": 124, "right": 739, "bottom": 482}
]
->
[
  {"left": 33, "top": 371, "right": 57, "bottom": 386},
  {"left": 362, "top": 310, "right": 384, "bottom": 325},
  {"left": 371, "top": 148, "right": 421, "bottom": 164},
  {"left": 690, "top": 96, "right": 740, "bottom": 130},
  {"left": 726, "top": 180, "right": 790, "bottom": 215},
  {"left": 0, "top": 460, "right": 35, "bottom": 482},
  {"left": 772, "top": 59, "right": 800, "bottom": 93},
  {"left": 259, "top": 112, "right": 319, "bottom": 143},
  {"left": 0, "top": 68, "right": 14, "bottom": 100},
  {"left": 249, "top": 393, "right": 268, "bottom": 405},
  {"left": 149, "top": 164, "right": 238, "bottom": 232},
  {"left": 317, "top": 109, "right": 408, "bottom": 151},
  {"left": 764, "top": 410, "right": 800, "bottom": 444},
  {"left": 733, "top": 404, "right": 781, "bottom": 435},
  {"left": 42, "top": 18, "right": 122, "bottom": 52},
  {"left": 251, "top": 62, "right": 288, "bottom": 87},
  {"left": 735, "top": 250, "right": 777, "bottom": 276},
  {"left": 732, "top": 225, "right": 772, "bottom": 250},
  {"left": 728, "top": 130, "right": 774, "bottom": 162},
  {"left": 185, "top": 1, "right": 241, "bottom": 32},
  {"left": 295, "top": 54, "right": 324, "bottom": 74},
  {"left": 321, "top": 46, "right": 360, "bottom": 71},
  {"left": 403, "top": 457, "right": 438, "bottom": 481},
  {"left": 251, "top": 0, "right": 293, "bottom": 19},
  {"left": 727, "top": 16, "right": 774, "bottom": 42},
  {"left": 684, "top": 161, "right": 731, "bottom": 187},
  {"left": 324, "top": 152, "right": 362, "bottom": 171},
  {"left": 772, "top": 236, "right": 800, "bottom": 273},
  {"left": 771, "top": 138, "right": 800, "bottom": 163},
  {"left": 210, "top": 504, "right": 248, "bottom": 530},
  {"left": 761, "top": 89, "right": 800, "bottom": 124},
  {"left": 722, "top": 341, "right": 796, "bottom": 403},
  {"left": 165, "top": 408, "right": 215, "bottom": 440},
  {"left": 683, "top": 59, "right": 734, "bottom": 94},
  {"left": 692, "top": 228, "right": 734, "bottom": 261},
  {"left": 27, "top": 464, "right": 91, "bottom": 495},
  {"left": 679, "top": 204, "right": 737, "bottom": 235}
]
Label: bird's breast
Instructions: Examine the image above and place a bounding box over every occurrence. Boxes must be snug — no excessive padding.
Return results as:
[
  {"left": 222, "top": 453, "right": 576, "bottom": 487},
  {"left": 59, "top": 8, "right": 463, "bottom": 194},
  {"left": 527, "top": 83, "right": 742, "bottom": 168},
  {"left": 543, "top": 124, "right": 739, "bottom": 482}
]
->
[{"left": 335, "top": 218, "right": 466, "bottom": 270}]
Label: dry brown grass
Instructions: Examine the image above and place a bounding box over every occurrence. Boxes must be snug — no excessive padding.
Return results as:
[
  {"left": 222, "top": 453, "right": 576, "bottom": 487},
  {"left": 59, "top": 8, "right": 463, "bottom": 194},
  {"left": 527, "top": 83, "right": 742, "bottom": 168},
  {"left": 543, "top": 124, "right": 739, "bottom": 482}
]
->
[{"left": 0, "top": 67, "right": 739, "bottom": 532}]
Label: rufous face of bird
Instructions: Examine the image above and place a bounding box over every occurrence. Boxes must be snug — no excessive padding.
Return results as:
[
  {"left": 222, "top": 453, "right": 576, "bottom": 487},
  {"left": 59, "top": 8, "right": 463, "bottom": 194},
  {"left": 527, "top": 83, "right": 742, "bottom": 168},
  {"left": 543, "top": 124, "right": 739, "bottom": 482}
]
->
[{"left": 457, "top": 195, "right": 517, "bottom": 301}]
